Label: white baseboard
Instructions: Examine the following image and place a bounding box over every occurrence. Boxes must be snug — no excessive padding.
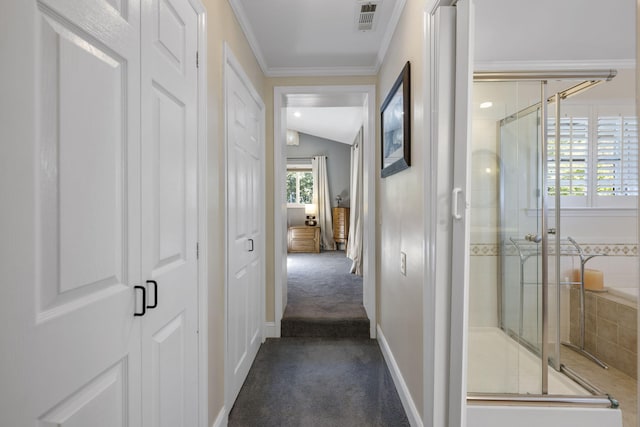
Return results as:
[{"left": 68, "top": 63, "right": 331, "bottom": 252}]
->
[
  {"left": 377, "top": 325, "right": 424, "bottom": 427},
  {"left": 211, "top": 406, "right": 226, "bottom": 427},
  {"left": 264, "top": 321, "right": 278, "bottom": 338}
]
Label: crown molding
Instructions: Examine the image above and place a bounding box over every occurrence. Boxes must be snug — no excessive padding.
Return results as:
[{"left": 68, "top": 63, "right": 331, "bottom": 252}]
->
[
  {"left": 227, "top": 0, "right": 270, "bottom": 75},
  {"left": 375, "top": 0, "right": 408, "bottom": 71},
  {"left": 265, "top": 65, "right": 378, "bottom": 78},
  {"left": 229, "top": 0, "right": 408, "bottom": 78}
]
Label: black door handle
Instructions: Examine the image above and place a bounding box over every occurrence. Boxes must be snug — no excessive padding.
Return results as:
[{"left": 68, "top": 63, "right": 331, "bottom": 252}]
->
[
  {"left": 248, "top": 238, "right": 254, "bottom": 252},
  {"left": 146, "top": 280, "right": 158, "bottom": 309},
  {"left": 134, "top": 285, "right": 146, "bottom": 316}
]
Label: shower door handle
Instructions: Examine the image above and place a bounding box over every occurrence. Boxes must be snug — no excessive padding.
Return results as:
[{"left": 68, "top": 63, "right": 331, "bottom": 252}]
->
[
  {"left": 524, "top": 233, "right": 542, "bottom": 243},
  {"left": 452, "top": 188, "right": 463, "bottom": 220}
]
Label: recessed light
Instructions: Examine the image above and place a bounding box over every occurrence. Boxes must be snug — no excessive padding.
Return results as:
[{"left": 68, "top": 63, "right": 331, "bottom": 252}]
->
[
  {"left": 293, "top": 111, "right": 301, "bottom": 118},
  {"left": 480, "top": 101, "right": 493, "bottom": 109}
]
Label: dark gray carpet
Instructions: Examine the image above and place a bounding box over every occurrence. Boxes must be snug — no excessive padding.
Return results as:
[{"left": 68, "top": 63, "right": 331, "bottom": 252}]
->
[
  {"left": 282, "top": 251, "right": 369, "bottom": 337},
  {"left": 228, "top": 338, "right": 410, "bottom": 427}
]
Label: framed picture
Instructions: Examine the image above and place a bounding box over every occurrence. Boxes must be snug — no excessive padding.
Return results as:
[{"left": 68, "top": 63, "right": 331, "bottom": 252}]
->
[{"left": 380, "top": 61, "right": 410, "bottom": 178}]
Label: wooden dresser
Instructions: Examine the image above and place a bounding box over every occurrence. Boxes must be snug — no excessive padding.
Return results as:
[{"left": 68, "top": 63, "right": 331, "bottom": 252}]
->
[
  {"left": 287, "top": 226, "right": 320, "bottom": 253},
  {"left": 332, "top": 207, "right": 350, "bottom": 249}
]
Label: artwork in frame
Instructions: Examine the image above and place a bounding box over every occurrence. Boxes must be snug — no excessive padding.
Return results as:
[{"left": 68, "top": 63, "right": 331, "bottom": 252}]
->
[{"left": 381, "top": 61, "right": 410, "bottom": 178}]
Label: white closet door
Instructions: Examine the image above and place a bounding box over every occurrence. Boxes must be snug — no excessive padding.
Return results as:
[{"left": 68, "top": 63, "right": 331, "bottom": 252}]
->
[
  {"left": 226, "top": 55, "right": 264, "bottom": 407},
  {"left": 140, "top": 0, "right": 199, "bottom": 425},
  {"left": 0, "top": 0, "right": 142, "bottom": 426}
]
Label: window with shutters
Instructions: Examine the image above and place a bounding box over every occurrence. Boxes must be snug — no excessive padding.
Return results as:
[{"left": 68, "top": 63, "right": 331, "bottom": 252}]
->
[
  {"left": 546, "top": 105, "right": 637, "bottom": 208},
  {"left": 596, "top": 115, "right": 638, "bottom": 197},
  {"left": 547, "top": 116, "right": 589, "bottom": 197}
]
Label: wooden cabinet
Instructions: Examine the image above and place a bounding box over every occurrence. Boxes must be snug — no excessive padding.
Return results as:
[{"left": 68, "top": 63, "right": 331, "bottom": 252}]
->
[
  {"left": 288, "top": 226, "right": 320, "bottom": 253},
  {"left": 332, "top": 207, "right": 350, "bottom": 249}
]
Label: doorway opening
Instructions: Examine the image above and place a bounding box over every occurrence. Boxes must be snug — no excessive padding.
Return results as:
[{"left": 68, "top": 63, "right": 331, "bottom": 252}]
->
[{"left": 273, "top": 85, "right": 377, "bottom": 338}]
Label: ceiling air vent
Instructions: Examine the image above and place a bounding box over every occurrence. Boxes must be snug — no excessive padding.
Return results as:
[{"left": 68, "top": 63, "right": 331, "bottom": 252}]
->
[{"left": 355, "top": 1, "right": 380, "bottom": 32}]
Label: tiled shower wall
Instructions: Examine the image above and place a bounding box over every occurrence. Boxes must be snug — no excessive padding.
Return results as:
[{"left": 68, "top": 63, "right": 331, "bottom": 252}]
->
[
  {"left": 569, "top": 288, "right": 637, "bottom": 379},
  {"left": 469, "top": 241, "right": 638, "bottom": 331}
]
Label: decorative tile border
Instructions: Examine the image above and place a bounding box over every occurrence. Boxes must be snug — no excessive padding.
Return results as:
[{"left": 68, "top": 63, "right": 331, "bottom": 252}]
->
[
  {"left": 470, "top": 244, "right": 500, "bottom": 256},
  {"left": 580, "top": 244, "right": 638, "bottom": 256},
  {"left": 470, "top": 243, "right": 638, "bottom": 257}
]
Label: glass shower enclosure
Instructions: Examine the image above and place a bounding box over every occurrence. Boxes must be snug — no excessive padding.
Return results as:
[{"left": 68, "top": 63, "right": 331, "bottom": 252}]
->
[{"left": 466, "top": 72, "right": 619, "bottom": 403}]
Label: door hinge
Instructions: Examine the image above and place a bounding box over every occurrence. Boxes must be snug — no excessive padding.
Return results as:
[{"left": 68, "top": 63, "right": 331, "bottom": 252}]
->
[
  {"left": 196, "top": 51, "right": 199, "bottom": 68},
  {"left": 196, "top": 242, "right": 199, "bottom": 259}
]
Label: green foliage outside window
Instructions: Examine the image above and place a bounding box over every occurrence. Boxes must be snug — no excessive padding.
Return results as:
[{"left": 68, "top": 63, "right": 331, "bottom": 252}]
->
[{"left": 287, "top": 171, "right": 313, "bottom": 204}]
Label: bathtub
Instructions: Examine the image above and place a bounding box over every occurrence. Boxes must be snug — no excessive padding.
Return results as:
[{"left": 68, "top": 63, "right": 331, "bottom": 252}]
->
[
  {"left": 468, "top": 327, "right": 588, "bottom": 395},
  {"left": 607, "top": 287, "right": 639, "bottom": 304},
  {"left": 467, "top": 327, "right": 622, "bottom": 427}
]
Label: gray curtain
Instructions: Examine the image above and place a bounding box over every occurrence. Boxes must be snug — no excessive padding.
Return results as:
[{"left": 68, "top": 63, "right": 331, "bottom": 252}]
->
[
  {"left": 346, "top": 128, "right": 363, "bottom": 275},
  {"left": 312, "top": 156, "right": 336, "bottom": 250}
]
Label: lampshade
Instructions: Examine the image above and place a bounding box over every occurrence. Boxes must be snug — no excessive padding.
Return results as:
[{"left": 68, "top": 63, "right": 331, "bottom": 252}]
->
[{"left": 305, "top": 204, "right": 317, "bottom": 215}]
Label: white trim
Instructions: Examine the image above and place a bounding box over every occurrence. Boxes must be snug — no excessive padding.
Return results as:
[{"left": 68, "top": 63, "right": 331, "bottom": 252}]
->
[
  {"left": 223, "top": 43, "right": 231, "bottom": 416},
  {"left": 223, "top": 42, "right": 266, "bottom": 411},
  {"left": 474, "top": 59, "right": 636, "bottom": 72},
  {"left": 226, "top": 0, "right": 270, "bottom": 75},
  {"left": 227, "top": 0, "right": 407, "bottom": 77},
  {"left": 449, "top": 2, "right": 473, "bottom": 426},
  {"left": 266, "top": 66, "right": 378, "bottom": 77},
  {"left": 423, "top": 2, "right": 458, "bottom": 427},
  {"left": 211, "top": 406, "right": 227, "bottom": 427},
  {"left": 274, "top": 88, "right": 286, "bottom": 337},
  {"left": 375, "top": 0, "right": 408, "bottom": 69},
  {"left": 273, "top": 85, "right": 377, "bottom": 339},
  {"left": 190, "top": 0, "right": 208, "bottom": 426},
  {"left": 377, "top": 326, "right": 424, "bottom": 427},
  {"left": 263, "top": 321, "right": 278, "bottom": 338}
]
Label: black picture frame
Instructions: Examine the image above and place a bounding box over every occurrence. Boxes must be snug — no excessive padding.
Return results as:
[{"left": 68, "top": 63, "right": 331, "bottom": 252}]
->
[{"left": 380, "top": 61, "right": 411, "bottom": 178}]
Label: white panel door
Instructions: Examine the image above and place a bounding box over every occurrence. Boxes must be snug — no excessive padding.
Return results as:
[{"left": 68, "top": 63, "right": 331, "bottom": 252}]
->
[
  {"left": 0, "top": 0, "right": 142, "bottom": 425},
  {"left": 141, "top": 0, "right": 199, "bottom": 425},
  {"left": 226, "top": 57, "right": 264, "bottom": 406}
]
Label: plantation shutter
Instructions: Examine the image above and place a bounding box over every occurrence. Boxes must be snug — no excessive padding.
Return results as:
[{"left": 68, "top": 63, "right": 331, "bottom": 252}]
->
[
  {"left": 547, "top": 116, "right": 589, "bottom": 196},
  {"left": 596, "top": 116, "right": 639, "bottom": 196}
]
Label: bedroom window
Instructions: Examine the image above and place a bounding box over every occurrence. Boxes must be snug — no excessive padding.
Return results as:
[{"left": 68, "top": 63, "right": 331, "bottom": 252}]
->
[{"left": 287, "top": 169, "right": 313, "bottom": 206}]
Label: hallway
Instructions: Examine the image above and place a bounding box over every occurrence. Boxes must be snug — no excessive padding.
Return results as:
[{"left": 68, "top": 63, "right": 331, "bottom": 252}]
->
[
  {"left": 281, "top": 251, "right": 369, "bottom": 337},
  {"left": 228, "top": 338, "right": 410, "bottom": 426},
  {"left": 227, "top": 251, "right": 406, "bottom": 425}
]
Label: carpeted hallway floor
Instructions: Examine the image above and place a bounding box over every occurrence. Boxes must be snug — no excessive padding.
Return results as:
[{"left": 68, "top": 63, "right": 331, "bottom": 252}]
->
[
  {"left": 281, "top": 251, "right": 370, "bottom": 337},
  {"left": 227, "top": 251, "right": 410, "bottom": 426},
  {"left": 227, "top": 338, "right": 410, "bottom": 427}
]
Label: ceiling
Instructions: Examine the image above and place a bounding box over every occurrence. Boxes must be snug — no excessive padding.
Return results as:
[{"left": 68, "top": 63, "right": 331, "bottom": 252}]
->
[
  {"left": 228, "top": 0, "right": 407, "bottom": 77},
  {"left": 287, "top": 107, "right": 364, "bottom": 145},
  {"left": 230, "top": 0, "right": 636, "bottom": 145},
  {"left": 227, "top": 1, "right": 403, "bottom": 143},
  {"left": 285, "top": 92, "right": 368, "bottom": 145}
]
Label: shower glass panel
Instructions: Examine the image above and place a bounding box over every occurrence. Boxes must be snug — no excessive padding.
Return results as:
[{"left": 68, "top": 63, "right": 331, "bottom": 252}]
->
[
  {"left": 500, "top": 103, "right": 543, "bottom": 354},
  {"left": 468, "top": 75, "right": 619, "bottom": 399},
  {"left": 467, "top": 81, "right": 545, "bottom": 394}
]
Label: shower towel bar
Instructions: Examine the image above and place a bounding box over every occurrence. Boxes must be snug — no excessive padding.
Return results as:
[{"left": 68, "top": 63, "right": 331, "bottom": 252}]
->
[{"left": 508, "top": 236, "right": 608, "bottom": 369}]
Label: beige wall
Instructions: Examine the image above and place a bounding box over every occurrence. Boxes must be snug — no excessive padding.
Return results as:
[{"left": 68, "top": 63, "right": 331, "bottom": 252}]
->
[
  {"left": 376, "top": 0, "right": 425, "bottom": 418},
  {"left": 204, "top": 0, "right": 427, "bottom": 422},
  {"left": 202, "top": 0, "right": 265, "bottom": 422},
  {"left": 263, "top": 76, "right": 376, "bottom": 322}
]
